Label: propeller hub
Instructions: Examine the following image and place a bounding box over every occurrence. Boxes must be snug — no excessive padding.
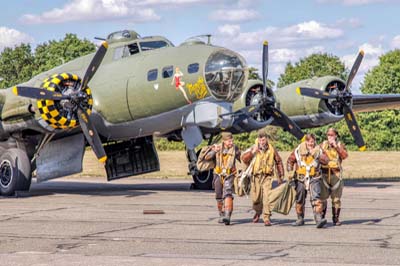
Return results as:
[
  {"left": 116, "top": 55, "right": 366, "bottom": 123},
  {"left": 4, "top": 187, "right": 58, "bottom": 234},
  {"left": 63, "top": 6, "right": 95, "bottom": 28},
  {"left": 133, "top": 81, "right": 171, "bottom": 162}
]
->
[{"left": 37, "top": 73, "right": 93, "bottom": 129}]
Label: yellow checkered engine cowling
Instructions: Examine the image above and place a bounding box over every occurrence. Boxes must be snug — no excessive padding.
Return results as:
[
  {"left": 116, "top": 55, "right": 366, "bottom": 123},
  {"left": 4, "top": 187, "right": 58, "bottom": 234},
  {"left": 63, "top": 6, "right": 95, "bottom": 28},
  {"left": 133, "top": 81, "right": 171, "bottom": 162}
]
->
[{"left": 37, "top": 73, "right": 93, "bottom": 129}]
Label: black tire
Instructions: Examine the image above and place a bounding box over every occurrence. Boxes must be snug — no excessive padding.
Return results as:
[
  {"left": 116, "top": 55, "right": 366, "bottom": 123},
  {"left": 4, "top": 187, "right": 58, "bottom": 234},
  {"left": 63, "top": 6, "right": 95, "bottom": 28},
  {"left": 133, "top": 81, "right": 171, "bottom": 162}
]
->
[{"left": 0, "top": 148, "right": 32, "bottom": 196}]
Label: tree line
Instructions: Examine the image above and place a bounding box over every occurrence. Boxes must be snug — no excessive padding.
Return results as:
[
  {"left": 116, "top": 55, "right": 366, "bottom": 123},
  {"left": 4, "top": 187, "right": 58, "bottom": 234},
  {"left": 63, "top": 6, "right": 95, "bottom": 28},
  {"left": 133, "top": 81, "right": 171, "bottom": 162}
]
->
[
  {"left": 0, "top": 35, "right": 399, "bottom": 151},
  {"left": 0, "top": 34, "right": 95, "bottom": 89}
]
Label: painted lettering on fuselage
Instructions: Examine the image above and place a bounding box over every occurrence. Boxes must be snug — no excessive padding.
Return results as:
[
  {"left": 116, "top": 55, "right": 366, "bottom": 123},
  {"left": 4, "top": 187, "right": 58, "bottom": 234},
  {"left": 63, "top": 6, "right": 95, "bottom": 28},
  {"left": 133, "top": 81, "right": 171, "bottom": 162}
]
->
[{"left": 186, "top": 77, "right": 208, "bottom": 100}]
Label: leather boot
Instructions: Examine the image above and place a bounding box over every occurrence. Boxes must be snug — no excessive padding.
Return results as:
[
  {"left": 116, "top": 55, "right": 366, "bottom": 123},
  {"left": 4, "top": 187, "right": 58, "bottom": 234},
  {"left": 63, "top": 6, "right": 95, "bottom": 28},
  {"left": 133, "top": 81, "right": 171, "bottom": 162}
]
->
[
  {"left": 294, "top": 203, "right": 304, "bottom": 226},
  {"left": 315, "top": 213, "right": 327, "bottom": 228},
  {"left": 332, "top": 207, "right": 342, "bottom": 226},
  {"left": 222, "top": 197, "right": 233, "bottom": 225},
  {"left": 217, "top": 201, "right": 224, "bottom": 223},
  {"left": 313, "top": 200, "right": 327, "bottom": 228},
  {"left": 252, "top": 213, "right": 260, "bottom": 223},
  {"left": 322, "top": 204, "right": 327, "bottom": 219},
  {"left": 264, "top": 215, "right": 272, "bottom": 226}
]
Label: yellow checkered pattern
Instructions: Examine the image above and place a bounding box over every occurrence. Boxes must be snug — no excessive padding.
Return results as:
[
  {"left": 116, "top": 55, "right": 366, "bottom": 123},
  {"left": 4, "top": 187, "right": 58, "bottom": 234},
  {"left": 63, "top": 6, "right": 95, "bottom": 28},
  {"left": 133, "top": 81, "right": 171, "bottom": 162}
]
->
[{"left": 37, "top": 73, "right": 93, "bottom": 129}]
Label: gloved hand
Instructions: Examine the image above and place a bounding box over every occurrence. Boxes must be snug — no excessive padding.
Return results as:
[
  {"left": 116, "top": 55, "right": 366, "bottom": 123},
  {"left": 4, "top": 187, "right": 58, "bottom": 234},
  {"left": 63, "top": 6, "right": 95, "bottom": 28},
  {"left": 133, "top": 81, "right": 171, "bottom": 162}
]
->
[
  {"left": 277, "top": 177, "right": 283, "bottom": 185},
  {"left": 287, "top": 171, "right": 296, "bottom": 187},
  {"left": 287, "top": 170, "right": 295, "bottom": 181}
]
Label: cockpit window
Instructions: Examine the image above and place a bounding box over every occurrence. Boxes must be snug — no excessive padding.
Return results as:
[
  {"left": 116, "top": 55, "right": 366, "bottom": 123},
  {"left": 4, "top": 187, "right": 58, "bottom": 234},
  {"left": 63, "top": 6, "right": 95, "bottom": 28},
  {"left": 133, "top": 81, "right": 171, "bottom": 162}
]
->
[
  {"left": 127, "top": 43, "right": 139, "bottom": 55},
  {"left": 113, "top": 43, "right": 140, "bottom": 61},
  {"left": 205, "top": 50, "right": 247, "bottom": 101},
  {"left": 140, "top": 41, "right": 169, "bottom": 51}
]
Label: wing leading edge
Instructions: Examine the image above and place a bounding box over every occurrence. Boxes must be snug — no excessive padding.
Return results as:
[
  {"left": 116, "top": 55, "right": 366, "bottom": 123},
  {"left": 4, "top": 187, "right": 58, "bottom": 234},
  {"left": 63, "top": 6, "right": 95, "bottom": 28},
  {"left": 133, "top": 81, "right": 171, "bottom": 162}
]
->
[{"left": 352, "top": 94, "right": 400, "bottom": 113}]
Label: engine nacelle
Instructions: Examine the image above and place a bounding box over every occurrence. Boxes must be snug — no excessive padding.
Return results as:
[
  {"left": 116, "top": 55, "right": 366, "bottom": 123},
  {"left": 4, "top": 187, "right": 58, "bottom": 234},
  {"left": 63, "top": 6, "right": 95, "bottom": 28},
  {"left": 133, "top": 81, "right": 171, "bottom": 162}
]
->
[
  {"left": 230, "top": 79, "right": 275, "bottom": 133},
  {"left": 275, "top": 76, "right": 348, "bottom": 128}
]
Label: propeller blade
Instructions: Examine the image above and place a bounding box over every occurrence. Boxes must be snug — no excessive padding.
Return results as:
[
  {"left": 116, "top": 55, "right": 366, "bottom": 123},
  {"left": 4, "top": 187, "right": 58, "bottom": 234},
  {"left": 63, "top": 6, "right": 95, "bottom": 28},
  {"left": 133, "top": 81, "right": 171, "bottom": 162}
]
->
[
  {"left": 345, "top": 50, "right": 364, "bottom": 91},
  {"left": 296, "top": 87, "right": 337, "bottom": 100},
  {"left": 12, "top": 86, "right": 69, "bottom": 100},
  {"left": 79, "top": 42, "right": 108, "bottom": 91},
  {"left": 77, "top": 108, "right": 107, "bottom": 163},
  {"left": 343, "top": 105, "right": 366, "bottom": 151},
  {"left": 262, "top": 41, "right": 269, "bottom": 97},
  {"left": 271, "top": 107, "right": 305, "bottom": 140}
]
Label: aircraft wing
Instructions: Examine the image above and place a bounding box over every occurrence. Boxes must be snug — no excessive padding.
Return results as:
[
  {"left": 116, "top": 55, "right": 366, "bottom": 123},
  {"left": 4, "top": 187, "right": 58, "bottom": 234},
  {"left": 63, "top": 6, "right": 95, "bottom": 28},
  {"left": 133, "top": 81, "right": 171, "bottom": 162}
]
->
[{"left": 352, "top": 94, "right": 400, "bottom": 113}]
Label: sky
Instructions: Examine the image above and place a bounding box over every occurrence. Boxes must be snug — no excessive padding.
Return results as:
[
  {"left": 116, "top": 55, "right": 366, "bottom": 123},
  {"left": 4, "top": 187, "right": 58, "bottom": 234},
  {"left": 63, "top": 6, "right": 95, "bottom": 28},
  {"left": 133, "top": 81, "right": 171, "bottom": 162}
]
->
[{"left": 1, "top": 0, "right": 400, "bottom": 92}]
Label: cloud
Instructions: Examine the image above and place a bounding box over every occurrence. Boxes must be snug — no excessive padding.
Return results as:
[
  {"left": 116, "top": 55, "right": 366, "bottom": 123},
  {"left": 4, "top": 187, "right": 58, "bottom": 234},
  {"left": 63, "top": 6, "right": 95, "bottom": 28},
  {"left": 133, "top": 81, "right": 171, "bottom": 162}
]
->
[
  {"left": 359, "top": 42, "right": 384, "bottom": 56},
  {"left": 135, "top": 0, "right": 216, "bottom": 5},
  {"left": 335, "top": 18, "right": 363, "bottom": 28},
  {"left": 236, "top": 0, "right": 255, "bottom": 7},
  {"left": 296, "top": 21, "right": 343, "bottom": 39},
  {"left": 218, "top": 24, "right": 241, "bottom": 36},
  {"left": 270, "top": 48, "right": 298, "bottom": 63},
  {"left": 316, "top": 0, "right": 392, "bottom": 5},
  {"left": 342, "top": 43, "right": 383, "bottom": 73},
  {"left": 215, "top": 20, "right": 343, "bottom": 50},
  {"left": 20, "top": 0, "right": 230, "bottom": 24},
  {"left": 391, "top": 35, "right": 400, "bottom": 49},
  {"left": 0, "top": 27, "right": 34, "bottom": 51},
  {"left": 214, "top": 20, "right": 345, "bottom": 85},
  {"left": 210, "top": 9, "right": 260, "bottom": 22},
  {"left": 20, "top": 0, "right": 161, "bottom": 24},
  {"left": 341, "top": 42, "right": 383, "bottom": 89}
]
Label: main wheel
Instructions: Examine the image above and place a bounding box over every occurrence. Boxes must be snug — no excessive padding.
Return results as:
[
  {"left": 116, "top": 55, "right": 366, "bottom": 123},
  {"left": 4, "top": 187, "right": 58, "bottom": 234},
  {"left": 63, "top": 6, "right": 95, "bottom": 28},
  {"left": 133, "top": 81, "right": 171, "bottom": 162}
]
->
[
  {"left": 0, "top": 148, "right": 32, "bottom": 196},
  {"left": 190, "top": 149, "right": 213, "bottom": 190}
]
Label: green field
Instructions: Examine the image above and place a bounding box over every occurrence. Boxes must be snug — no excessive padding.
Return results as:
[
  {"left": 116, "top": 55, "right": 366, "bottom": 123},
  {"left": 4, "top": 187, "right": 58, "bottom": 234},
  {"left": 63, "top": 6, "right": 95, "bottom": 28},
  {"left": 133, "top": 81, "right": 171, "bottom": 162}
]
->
[{"left": 70, "top": 151, "right": 400, "bottom": 180}]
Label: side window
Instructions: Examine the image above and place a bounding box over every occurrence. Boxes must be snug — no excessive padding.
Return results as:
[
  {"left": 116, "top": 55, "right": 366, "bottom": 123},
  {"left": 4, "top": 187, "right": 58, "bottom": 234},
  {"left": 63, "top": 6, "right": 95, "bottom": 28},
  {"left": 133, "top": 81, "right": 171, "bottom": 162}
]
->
[
  {"left": 162, "top": 66, "right": 173, "bottom": 78},
  {"left": 127, "top": 43, "right": 139, "bottom": 55},
  {"left": 147, "top": 69, "right": 158, "bottom": 81},
  {"left": 188, "top": 63, "right": 199, "bottom": 74}
]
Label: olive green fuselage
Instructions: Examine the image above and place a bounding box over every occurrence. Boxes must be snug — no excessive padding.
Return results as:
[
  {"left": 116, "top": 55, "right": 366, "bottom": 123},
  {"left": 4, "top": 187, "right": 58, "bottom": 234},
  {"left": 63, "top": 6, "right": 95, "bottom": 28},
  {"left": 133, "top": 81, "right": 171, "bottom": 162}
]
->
[{"left": 0, "top": 37, "right": 239, "bottom": 139}]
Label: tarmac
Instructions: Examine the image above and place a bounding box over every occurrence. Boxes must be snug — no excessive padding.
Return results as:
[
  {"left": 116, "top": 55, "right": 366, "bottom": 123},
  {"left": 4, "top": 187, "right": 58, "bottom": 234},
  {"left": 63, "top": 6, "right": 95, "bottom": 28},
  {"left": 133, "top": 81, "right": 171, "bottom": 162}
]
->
[{"left": 0, "top": 178, "right": 400, "bottom": 266}]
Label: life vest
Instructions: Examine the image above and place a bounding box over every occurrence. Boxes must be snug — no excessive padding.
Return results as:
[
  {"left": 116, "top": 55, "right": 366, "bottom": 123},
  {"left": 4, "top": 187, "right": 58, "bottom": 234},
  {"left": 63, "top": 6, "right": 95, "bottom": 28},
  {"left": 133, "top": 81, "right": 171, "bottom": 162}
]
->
[
  {"left": 214, "top": 145, "right": 237, "bottom": 176},
  {"left": 295, "top": 142, "right": 321, "bottom": 178},
  {"left": 321, "top": 140, "right": 341, "bottom": 169},
  {"left": 252, "top": 143, "right": 275, "bottom": 176}
]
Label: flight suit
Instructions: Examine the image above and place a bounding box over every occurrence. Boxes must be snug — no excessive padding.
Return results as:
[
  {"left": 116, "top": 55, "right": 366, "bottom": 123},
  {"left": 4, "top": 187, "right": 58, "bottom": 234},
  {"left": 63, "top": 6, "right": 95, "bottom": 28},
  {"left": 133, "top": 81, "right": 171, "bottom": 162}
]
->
[
  {"left": 287, "top": 142, "right": 329, "bottom": 228},
  {"left": 242, "top": 143, "right": 284, "bottom": 226},
  {"left": 320, "top": 140, "right": 348, "bottom": 226},
  {"left": 206, "top": 141, "right": 240, "bottom": 225}
]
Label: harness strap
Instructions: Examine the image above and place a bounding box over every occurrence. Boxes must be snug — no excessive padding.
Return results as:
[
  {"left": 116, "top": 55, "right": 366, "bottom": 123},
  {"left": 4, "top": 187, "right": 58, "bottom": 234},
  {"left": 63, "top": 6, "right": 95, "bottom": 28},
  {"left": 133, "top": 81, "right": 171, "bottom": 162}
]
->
[{"left": 322, "top": 168, "right": 342, "bottom": 191}]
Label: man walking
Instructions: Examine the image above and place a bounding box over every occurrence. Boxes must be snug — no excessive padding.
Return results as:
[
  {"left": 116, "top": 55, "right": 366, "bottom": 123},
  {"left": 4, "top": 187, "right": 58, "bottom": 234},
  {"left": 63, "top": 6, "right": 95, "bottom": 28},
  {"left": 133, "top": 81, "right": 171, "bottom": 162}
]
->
[
  {"left": 241, "top": 129, "right": 284, "bottom": 226},
  {"left": 320, "top": 128, "right": 348, "bottom": 226},
  {"left": 205, "top": 132, "right": 241, "bottom": 225},
  {"left": 287, "top": 133, "right": 329, "bottom": 228}
]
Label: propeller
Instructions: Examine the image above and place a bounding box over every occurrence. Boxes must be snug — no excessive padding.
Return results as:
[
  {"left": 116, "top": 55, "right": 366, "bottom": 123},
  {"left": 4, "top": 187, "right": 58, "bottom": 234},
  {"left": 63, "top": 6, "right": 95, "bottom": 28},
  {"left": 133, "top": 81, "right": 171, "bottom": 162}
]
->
[
  {"left": 12, "top": 42, "right": 109, "bottom": 162},
  {"left": 296, "top": 50, "right": 366, "bottom": 151},
  {"left": 224, "top": 41, "right": 305, "bottom": 140}
]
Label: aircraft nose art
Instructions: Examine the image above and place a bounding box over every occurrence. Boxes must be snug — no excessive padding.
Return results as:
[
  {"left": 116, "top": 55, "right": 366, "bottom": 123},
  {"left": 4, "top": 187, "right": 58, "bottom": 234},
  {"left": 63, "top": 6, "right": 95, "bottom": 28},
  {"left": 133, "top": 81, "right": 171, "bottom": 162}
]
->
[{"left": 204, "top": 50, "right": 248, "bottom": 102}]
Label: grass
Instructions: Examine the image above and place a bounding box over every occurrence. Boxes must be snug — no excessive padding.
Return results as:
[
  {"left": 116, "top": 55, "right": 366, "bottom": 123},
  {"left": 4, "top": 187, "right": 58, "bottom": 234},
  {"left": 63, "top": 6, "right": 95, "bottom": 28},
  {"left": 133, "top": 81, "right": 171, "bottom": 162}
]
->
[{"left": 69, "top": 150, "right": 400, "bottom": 180}]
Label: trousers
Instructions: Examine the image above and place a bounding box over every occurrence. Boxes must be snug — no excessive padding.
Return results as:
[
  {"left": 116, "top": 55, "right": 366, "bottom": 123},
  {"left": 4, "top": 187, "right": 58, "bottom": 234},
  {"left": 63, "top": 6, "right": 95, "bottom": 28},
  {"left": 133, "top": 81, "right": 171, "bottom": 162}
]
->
[
  {"left": 213, "top": 174, "right": 234, "bottom": 200},
  {"left": 250, "top": 175, "right": 273, "bottom": 220}
]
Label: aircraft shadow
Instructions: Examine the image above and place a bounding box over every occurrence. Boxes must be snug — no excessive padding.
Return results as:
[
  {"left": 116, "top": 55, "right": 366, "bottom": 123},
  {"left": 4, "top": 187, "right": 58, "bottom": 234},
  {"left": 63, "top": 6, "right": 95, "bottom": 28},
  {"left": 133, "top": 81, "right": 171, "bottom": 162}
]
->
[
  {"left": 9, "top": 180, "right": 201, "bottom": 198},
  {"left": 344, "top": 179, "right": 400, "bottom": 189}
]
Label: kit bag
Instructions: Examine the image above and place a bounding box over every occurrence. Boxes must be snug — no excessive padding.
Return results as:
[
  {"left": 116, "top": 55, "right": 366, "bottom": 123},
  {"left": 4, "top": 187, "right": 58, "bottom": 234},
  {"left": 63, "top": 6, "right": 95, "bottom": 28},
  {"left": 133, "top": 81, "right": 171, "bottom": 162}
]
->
[{"left": 196, "top": 146, "right": 215, "bottom": 172}]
